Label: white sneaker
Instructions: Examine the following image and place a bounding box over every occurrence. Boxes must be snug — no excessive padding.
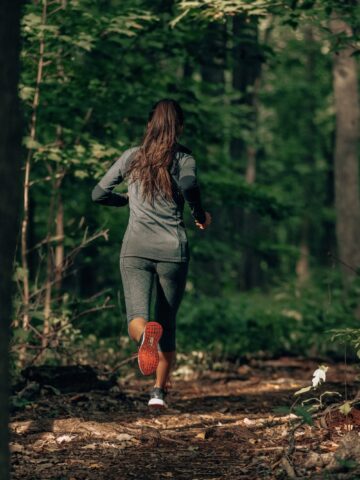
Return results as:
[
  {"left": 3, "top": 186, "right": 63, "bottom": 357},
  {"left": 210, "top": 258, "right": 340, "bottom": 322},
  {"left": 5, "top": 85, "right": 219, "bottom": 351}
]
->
[{"left": 148, "top": 387, "right": 167, "bottom": 408}]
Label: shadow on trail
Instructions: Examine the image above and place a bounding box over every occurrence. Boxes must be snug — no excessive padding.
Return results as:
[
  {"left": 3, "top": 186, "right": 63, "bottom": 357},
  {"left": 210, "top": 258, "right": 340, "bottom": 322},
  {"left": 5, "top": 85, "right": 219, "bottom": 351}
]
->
[{"left": 10, "top": 360, "right": 359, "bottom": 480}]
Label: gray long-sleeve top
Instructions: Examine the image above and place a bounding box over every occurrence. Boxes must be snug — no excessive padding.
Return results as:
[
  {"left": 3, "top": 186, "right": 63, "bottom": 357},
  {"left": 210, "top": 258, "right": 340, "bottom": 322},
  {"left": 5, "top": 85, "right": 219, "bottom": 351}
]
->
[{"left": 91, "top": 144, "right": 206, "bottom": 262}]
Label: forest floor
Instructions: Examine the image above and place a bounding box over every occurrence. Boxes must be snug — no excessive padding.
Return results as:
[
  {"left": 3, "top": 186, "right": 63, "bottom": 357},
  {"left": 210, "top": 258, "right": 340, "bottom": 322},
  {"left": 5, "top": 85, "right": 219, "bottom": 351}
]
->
[{"left": 9, "top": 356, "right": 360, "bottom": 480}]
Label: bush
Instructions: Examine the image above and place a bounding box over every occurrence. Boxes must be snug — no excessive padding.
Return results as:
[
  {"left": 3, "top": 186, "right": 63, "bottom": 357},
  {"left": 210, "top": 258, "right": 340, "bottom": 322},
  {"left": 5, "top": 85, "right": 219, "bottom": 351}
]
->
[{"left": 176, "top": 274, "right": 360, "bottom": 359}]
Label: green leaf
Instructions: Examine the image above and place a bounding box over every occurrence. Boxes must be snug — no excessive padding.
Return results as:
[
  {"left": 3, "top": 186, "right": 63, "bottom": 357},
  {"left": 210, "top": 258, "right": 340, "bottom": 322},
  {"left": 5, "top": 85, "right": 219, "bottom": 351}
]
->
[
  {"left": 31, "top": 311, "right": 45, "bottom": 321},
  {"left": 294, "top": 406, "right": 314, "bottom": 425},
  {"left": 339, "top": 402, "right": 352, "bottom": 416},
  {"left": 273, "top": 406, "right": 291, "bottom": 415},
  {"left": 13, "top": 266, "right": 28, "bottom": 282},
  {"left": 48, "top": 151, "right": 62, "bottom": 162},
  {"left": 11, "top": 396, "right": 32, "bottom": 409},
  {"left": 74, "top": 170, "right": 88, "bottom": 179},
  {"left": 22, "top": 12, "right": 41, "bottom": 27},
  {"left": 23, "top": 136, "right": 41, "bottom": 150},
  {"left": 19, "top": 85, "right": 35, "bottom": 101}
]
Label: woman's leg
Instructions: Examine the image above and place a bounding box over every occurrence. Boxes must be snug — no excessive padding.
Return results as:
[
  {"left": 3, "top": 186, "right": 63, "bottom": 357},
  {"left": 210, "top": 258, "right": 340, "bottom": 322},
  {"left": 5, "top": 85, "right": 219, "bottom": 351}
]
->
[
  {"left": 120, "top": 257, "right": 154, "bottom": 342},
  {"left": 128, "top": 317, "right": 147, "bottom": 343},
  {"left": 156, "top": 351, "right": 176, "bottom": 388},
  {"left": 120, "top": 256, "right": 164, "bottom": 376},
  {"left": 154, "top": 261, "right": 189, "bottom": 389}
]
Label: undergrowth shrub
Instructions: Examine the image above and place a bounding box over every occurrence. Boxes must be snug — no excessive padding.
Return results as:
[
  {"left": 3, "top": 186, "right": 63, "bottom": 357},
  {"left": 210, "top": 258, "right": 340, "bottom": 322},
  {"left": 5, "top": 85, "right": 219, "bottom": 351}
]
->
[{"left": 177, "top": 274, "right": 360, "bottom": 359}]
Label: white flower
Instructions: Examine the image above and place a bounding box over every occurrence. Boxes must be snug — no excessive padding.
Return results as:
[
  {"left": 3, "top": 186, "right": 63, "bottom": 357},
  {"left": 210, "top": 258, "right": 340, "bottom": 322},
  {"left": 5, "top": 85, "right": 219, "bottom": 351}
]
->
[{"left": 312, "top": 365, "right": 328, "bottom": 387}]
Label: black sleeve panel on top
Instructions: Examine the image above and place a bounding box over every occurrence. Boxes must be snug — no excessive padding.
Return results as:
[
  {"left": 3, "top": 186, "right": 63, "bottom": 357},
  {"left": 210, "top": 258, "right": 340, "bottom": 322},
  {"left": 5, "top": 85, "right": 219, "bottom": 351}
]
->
[
  {"left": 178, "top": 154, "right": 206, "bottom": 224},
  {"left": 91, "top": 184, "right": 128, "bottom": 207},
  {"left": 91, "top": 149, "right": 133, "bottom": 207}
]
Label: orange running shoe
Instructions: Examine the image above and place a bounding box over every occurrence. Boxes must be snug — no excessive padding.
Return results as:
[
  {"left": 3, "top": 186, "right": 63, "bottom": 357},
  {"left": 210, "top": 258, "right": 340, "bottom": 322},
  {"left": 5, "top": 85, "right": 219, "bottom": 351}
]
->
[{"left": 137, "top": 322, "right": 163, "bottom": 376}]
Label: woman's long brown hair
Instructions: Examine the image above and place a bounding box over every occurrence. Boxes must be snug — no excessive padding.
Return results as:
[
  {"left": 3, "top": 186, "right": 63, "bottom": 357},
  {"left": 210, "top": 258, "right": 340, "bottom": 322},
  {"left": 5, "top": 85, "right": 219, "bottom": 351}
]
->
[{"left": 126, "top": 99, "right": 184, "bottom": 203}]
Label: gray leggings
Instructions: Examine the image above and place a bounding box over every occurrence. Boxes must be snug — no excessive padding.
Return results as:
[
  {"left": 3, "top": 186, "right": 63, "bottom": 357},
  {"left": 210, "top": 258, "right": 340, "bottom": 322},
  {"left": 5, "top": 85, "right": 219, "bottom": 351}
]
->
[{"left": 119, "top": 256, "right": 189, "bottom": 352}]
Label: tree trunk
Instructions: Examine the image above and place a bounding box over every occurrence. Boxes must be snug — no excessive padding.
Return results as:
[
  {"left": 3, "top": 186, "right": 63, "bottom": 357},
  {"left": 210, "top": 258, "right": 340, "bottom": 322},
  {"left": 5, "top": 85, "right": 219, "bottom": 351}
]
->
[
  {"left": 42, "top": 176, "right": 57, "bottom": 351},
  {"left": 197, "top": 22, "right": 226, "bottom": 295},
  {"left": 20, "top": 0, "right": 47, "bottom": 338},
  {"left": 330, "top": 15, "right": 360, "bottom": 284},
  {"left": 231, "top": 15, "right": 263, "bottom": 290},
  {"left": 42, "top": 165, "right": 65, "bottom": 351},
  {"left": 296, "top": 222, "right": 310, "bottom": 284},
  {"left": 0, "top": 1, "right": 24, "bottom": 478},
  {"left": 55, "top": 192, "right": 64, "bottom": 291},
  {"left": 200, "top": 22, "right": 225, "bottom": 91},
  {"left": 230, "top": 15, "right": 261, "bottom": 165},
  {"left": 295, "top": 27, "right": 316, "bottom": 285}
]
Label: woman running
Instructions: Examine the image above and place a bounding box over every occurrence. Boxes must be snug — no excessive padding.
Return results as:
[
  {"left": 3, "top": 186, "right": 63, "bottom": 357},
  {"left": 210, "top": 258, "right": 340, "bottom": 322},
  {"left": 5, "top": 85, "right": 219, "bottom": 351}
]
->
[{"left": 91, "top": 99, "right": 211, "bottom": 408}]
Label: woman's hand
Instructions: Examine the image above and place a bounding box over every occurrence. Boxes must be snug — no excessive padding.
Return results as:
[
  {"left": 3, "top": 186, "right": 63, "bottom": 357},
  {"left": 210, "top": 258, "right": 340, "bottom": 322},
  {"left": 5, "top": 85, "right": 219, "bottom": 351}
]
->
[{"left": 195, "top": 211, "right": 212, "bottom": 230}]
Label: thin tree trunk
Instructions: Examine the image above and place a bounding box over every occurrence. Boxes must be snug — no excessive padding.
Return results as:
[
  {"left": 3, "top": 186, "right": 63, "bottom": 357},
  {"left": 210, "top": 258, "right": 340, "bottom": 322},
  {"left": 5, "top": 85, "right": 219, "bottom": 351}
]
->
[
  {"left": 295, "top": 27, "right": 316, "bottom": 284},
  {"left": 245, "top": 144, "right": 257, "bottom": 184},
  {"left": 198, "top": 21, "right": 226, "bottom": 295},
  {"left": 54, "top": 125, "right": 65, "bottom": 292},
  {"left": 55, "top": 192, "right": 64, "bottom": 291},
  {"left": 0, "top": 0, "right": 23, "bottom": 477},
  {"left": 242, "top": 75, "right": 261, "bottom": 288},
  {"left": 42, "top": 164, "right": 65, "bottom": 351},
  {"left": 330, "top": 14, "right": 360, "bottom": 284},
  {"left": 20, "top": 0, "right": 47, "bottom": 338},
  {"left": 230, "top": 15, "right": 261, "bottom": 164},
  {"left": 43, "top": 250, "right": 52, "bottom": 348},
  {"left": 42, "top": 170, "right": 57, "bottom": 350},
  {"left": 296, "top": 222, "right": 310, "bottom": 284},
  {"left": 231, "top": 15, "right": 263, "bottom": 289}
]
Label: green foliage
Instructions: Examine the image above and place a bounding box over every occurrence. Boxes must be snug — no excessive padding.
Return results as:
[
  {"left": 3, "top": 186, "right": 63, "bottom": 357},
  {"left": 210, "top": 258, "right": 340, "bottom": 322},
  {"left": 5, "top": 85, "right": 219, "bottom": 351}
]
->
[
  {"left": 293, "top": 405, "right": 314, "bottom": 425},
  {"left": 172, "top": 0, "right": 294, "bottom": 23},
  {"left": 176, "top": 273, "right": 360, "bottom": 357},
  {"left": 172, "top": 0, "right": 360, "bottom": 44},
  {"left": 14, "top": 0, "right": 360, "bottom": 363},
  {"left": 203, "top": 172, "right": 297, "bottom": 219},
  {"left": 330, "top": 328, "right": 360, "bottom": 359}
]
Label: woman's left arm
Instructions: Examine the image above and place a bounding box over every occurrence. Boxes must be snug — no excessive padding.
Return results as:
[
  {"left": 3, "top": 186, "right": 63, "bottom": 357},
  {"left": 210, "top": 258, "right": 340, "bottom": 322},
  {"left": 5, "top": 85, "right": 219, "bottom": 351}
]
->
[{"left": 91, "top": 155, "right": 129, "bottom": 207}]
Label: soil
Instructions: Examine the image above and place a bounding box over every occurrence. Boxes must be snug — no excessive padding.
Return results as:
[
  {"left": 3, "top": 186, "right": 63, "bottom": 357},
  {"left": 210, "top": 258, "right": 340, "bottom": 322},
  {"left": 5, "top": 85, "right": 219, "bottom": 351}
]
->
[{"left": 9, "top": 356, "right": 360, "bottom": 479}]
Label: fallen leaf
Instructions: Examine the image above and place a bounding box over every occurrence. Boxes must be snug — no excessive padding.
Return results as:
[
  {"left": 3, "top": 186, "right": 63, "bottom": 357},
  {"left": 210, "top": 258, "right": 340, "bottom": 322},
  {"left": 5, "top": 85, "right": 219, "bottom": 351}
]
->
[
  {"left": 82, "top": 443, "right": 98, "bottom": 450},
  {"left": 280, "top": 456, "right": 296, "bottom": 478},
  {"left": 37, "top": 463, "right": 55, "bottom": 470},
  {"left": 117, "top": 433, "right": 133, "bottom": 442},
  {"left": 244, "top": 418, "right": 257, "bottom": 426},
  {"left": 69, "top": 393, "right": 89, "bottom": 403},
  {"left": 56, "top": 434, "right": 76, "bottom": 444},
  {"left": 10, "top": 443, "right": 24, "bottom": 453}
]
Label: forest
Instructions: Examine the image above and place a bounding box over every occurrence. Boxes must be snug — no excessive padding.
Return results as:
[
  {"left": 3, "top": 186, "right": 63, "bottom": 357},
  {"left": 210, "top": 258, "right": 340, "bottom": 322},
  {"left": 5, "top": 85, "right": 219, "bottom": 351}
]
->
[{"left": 1, "top": 0, "right": 360, "bottom": 479}]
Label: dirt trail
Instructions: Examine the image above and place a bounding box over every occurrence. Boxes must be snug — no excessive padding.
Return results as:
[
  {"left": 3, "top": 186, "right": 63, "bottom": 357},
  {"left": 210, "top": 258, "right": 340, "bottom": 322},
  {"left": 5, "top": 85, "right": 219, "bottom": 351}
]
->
[{"left": 10, "top": 357, "right": 360, "bottom": 479}]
